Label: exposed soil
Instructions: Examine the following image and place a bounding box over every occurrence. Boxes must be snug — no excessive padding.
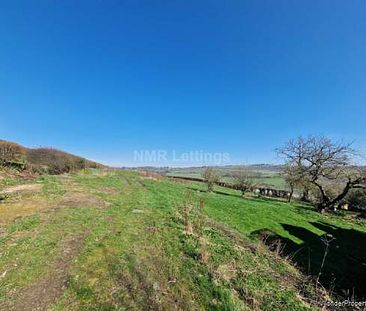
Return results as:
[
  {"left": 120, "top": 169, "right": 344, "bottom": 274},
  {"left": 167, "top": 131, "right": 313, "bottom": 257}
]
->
[
  {"left": 0, "top": 198, "right": 50, "bottom": 225},
  {"left": 0, "top": 184, "right": 42, "bottom": 195},
  {"left": 5, "top": 233, "right": 88, "bottom": 311},
  {"left": 99, "top": 186, "right": 120, "bottom": 194},
  {"left": 59, "top": 192, "right": 109, "bottom": 209},
  {"left": 215, "top": 263, "right": 237, "bottom": 282}
]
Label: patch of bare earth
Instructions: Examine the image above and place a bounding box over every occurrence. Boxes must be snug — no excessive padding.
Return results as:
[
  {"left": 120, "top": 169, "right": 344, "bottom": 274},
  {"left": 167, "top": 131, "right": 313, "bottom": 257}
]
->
[
  {"left": 0, "top": 184, "right": 42, "bottom": 195},
  {"left": 98, "top": 186, "right": 120, "bottom": 194},
  {"left": 59, "top": 192, "right": 109, "bottom": 209},
  {"left": 0, "top": 198, "right": 49, "bottom": 225},
  {"left": 215, "top": 263, "right": 238, "bottom": 282},
  {"left": 0, "top": 184, "right": 46, "bottom": 224},
  {"left": 5, "top": 233, "right": 88, "bottom": 311}
]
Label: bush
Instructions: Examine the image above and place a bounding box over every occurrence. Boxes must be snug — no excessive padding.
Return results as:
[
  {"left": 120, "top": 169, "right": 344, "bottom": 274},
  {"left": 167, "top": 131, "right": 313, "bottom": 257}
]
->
[
  {"left": 0, "top": 140, "right": 25, "bottom": 167},
  {"left": 26, "top": 148, "right": 100, "bottom": 175},
  {"left": 344, "top": 189, "right": 366, "bottom": 211},
  {"left": 201, "top": 167, "right": 220, "bottom": 192},
  {"left": 0, "top": 140, "right": 101, "bottom": 176}
]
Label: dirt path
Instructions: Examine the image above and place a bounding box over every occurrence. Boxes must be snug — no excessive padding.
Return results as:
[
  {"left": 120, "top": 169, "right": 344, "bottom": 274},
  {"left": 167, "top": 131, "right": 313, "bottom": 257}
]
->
[
  {"left": 59, "top": 191, "right": 109, "bottom": 208},
  {"left": 0, "top": 184, "right": 42, "bottom": 195},
  {"left": 5, "top": 232, "right": 88, "bottom": 311}
]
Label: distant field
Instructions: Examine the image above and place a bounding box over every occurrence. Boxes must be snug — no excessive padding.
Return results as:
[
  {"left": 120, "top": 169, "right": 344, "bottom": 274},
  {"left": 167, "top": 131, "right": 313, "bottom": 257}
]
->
[{"left": 165, "top": 166, "right": 288, "bottom": 189}]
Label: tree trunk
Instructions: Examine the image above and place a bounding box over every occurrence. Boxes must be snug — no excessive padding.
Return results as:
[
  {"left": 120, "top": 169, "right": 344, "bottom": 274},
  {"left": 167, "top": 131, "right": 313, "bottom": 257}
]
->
[
  {"left": 301, "top": 189, "right": 309, "bottom": 202},
  {"left": 316, "top": 180, "right": 353, "bottom": 213},
  {"left": 207, "top": 182, "right": 213, "bottom": 192},
  {"left": 288, "top": 187, "right": 294, "bottom": 203},
  {"left": 317, "top": 203, "right": 327, "bottom": 213}
]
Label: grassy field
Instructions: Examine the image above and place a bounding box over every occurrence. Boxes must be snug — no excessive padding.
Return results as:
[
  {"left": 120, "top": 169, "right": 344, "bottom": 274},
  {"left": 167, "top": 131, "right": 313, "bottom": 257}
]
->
[
  {"left": 185, "top": 181, "right": 366, "bottom": 299},
  {"left": 0, "top": 169, "right": 365, "bottom": 310},
  {"left": 165, "top": 167, "right": 288, "bottom": 190}
]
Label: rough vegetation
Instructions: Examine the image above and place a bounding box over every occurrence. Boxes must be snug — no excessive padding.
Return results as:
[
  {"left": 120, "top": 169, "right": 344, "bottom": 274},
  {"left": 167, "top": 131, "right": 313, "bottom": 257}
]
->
[
  {"left": 0, "top": 140, "right": 101, "bottom": 176},
  {"left": 1, "top": 168, "right": 365, "bottom": 310},
  {"left": 1, "top": 137, "right": 366, "bottom": 310}
]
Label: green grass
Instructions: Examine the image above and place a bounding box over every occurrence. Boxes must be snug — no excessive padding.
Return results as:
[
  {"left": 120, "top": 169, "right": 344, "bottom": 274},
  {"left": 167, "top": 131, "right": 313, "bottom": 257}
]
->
[
  {"left": 184, "top": 181, "right": 366, "bottom": 299},
  {"left": 166, "top": 169, "right": 288, "bottom": 189},
  {"left": 8, "top": 214, "right": 41, "bottom": 233},
  {"left": 1, "top": 169, "right": 365, "bottom": 310}
]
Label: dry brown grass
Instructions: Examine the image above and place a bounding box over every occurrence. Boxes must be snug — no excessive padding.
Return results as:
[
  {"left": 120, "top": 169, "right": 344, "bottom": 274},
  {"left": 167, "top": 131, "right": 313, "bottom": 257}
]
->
[
  {"left": 0, "top": 197, "right": 49, "bottom": 225},
  {"left": 0, "top": 184, "right": 42, "bottom": 195},
  {"left": 59, "top": 192, "right": 109, "bottom": 209}
]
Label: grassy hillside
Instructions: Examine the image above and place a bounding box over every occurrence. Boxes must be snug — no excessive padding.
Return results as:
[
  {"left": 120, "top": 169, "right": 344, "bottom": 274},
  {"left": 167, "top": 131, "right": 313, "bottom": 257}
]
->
[
  {"left": 185, "top": 181, "right": 366, "bottom": 299},
  {"left": 1, "top": 170, "right": 365, "bottom": 310}
]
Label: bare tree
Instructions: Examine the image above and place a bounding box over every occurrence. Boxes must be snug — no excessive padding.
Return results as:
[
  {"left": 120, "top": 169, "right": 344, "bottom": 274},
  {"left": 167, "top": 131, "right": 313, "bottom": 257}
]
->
[
  {"left": 201, "top": 167, "right": 220, "bottom": 192},
  {"left": 277, "top": 136, "right": 366, "bottom": 212},
  {"left": 233, "top": 169, "right": 258, "bottom": 197}
]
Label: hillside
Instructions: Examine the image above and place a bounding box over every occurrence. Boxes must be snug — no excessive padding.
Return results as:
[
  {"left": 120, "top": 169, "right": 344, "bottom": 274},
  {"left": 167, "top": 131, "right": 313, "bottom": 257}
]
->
[
  {"left": 1, "top": 169, "right": 365, "bottom": 310},
  {"left": 0, "top": 139, "right": 102, "bottom": 176}
]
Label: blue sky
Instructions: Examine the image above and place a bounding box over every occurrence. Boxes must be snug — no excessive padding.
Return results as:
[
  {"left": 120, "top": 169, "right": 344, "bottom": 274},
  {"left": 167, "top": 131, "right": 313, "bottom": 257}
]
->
[{"left": 1, "top": 1, "right": 365, "bottom": 166}]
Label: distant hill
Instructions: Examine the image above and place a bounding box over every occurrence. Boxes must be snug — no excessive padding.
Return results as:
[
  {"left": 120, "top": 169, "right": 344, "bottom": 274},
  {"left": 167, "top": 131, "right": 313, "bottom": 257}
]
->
[{"left": 0, "top": 139, "right": 102, "bottom": 174}]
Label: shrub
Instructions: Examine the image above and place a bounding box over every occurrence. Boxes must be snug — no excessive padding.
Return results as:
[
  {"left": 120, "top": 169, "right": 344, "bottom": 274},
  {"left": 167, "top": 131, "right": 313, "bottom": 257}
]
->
[
  {"left": 26, "top": 148, "right": 99, "bottom": 175},
  {"left": 0, "top": 140, "right": 25, "bottom": 167},
  {"left": 344, "top": 189, "right": 366, "bottom": 211},
  {"left": 201, "top": 167, "right": 220, "bottom": 192},
  {"left": 232, "top": 169, "right": 258, "bottom": 197}
]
